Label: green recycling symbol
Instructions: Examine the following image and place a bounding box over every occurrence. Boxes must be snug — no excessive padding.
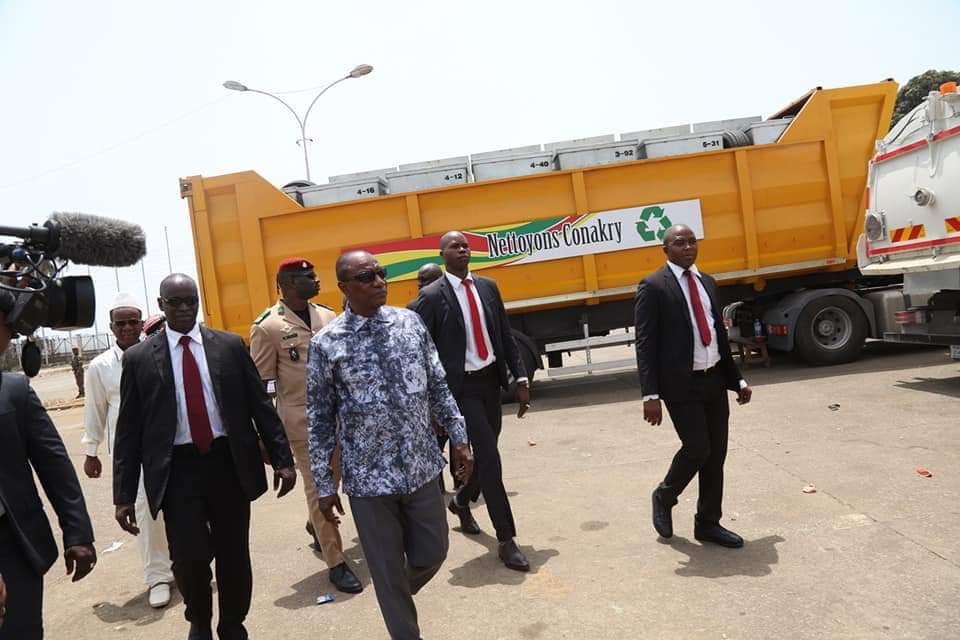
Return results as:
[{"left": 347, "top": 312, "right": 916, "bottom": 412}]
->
[{"left": 636, "top": 206, "right": 672, "bottom": 242}]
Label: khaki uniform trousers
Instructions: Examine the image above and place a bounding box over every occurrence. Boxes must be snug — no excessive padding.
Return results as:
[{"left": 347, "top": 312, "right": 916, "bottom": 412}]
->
[{"left": 290, "top": 440, "right": 344, "bottom": 568}]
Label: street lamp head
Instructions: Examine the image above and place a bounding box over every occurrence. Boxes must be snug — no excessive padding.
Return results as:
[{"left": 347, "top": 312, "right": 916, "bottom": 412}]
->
[
  {"left": 222, "top": 80, "right": 249, "bottom": 92},
  {"left": 349, "top": 64, "right": 374, "bottom": 78}
]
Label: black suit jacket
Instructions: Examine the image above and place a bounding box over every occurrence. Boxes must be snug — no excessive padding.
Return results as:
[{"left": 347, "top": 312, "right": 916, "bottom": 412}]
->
[
  {"left": 634, "top": 264, "right": 742, "bottom": 401},
  {"left": 0, "top": 373, "right": 95, "bottom": 575},
  {"left": 113, "top": 326, "right": 294, "bottom": 517},
  {"left": 411, "top": 274, "right": 525, "bottom": 396}
]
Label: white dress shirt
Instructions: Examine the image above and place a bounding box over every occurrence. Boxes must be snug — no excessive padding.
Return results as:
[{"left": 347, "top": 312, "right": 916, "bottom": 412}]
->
[
  {"left": 82, "top": 343, "right": 125, "bottom": 456},
  {"left": 667, "top": 260, "right": 721, "bottom": 372},
  {"left": 642, "top": 261, "right": 746, "bottom": 401},
  {"left": 445, "top": 271, "right": 496, "bottom": 372},
  {"left": 166, "top": 324, "right": 227, "bottom": 445}
]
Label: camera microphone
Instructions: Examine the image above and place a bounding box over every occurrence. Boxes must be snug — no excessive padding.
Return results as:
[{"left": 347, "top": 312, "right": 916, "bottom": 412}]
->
[
  {"left": 0, "top": 212, "right": 147, "bottom": 268},
  {"left": 48, "top": 212, "right": 147, "bottom": 267}
]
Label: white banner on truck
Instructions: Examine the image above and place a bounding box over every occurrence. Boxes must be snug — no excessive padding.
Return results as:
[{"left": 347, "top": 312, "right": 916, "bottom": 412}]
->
[{"left": 482, "top": 198, "right": 704, "bottom": 266}]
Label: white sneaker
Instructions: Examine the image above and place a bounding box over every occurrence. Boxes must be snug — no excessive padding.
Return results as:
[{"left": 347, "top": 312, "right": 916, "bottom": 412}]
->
[{"left": 148, "top": 583, "right": 171, "bottom": 608}]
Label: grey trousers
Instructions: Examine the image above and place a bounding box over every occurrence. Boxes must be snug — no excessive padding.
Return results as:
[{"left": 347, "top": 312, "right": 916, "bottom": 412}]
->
[{"left": 350, "top": 476, "right": 449, "bottom": 640}]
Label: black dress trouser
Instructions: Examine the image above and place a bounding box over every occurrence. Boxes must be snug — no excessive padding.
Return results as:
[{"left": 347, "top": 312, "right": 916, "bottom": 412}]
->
[
  {"left": 162, "top": 438, "right": 251, "bottom": 640},
  {"left": 454, "top": 365, "right": 517, "bottom": 542},
  {"left": 657, "top": 368, "right": 730, "bottom": 524},
  {"left": 0, "top": 517, "right": 43, "bottom": 640}
]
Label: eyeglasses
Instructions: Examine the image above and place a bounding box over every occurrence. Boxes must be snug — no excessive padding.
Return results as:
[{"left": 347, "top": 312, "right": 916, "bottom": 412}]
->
[
  {"left": 343, "top": 268, "right": 387, "bottom": 284},
  {"left": 668, "top": 238, "right": 697, "bottom": 248},
  {"left": 161, "top": 296, "right": 199, "bottom": 308},
  {"left": 112, "top": 319, "right": 143, "bottom": 328}
]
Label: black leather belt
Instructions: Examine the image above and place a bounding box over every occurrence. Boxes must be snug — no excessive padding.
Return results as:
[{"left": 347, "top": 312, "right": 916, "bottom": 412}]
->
[
  {"left": 172, "top": 436, "right": 229, "bottom": 456},
  {"left": 464, "top": 364, "right": 496, "bottom": 377},
  {"left": 691, "top": 365, "right": 718, "bottom": 377}
]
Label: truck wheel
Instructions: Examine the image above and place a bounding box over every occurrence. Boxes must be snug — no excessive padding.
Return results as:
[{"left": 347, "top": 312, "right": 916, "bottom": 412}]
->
[{"left": 794, "top": 296, "right": 868, "bottom": 365}]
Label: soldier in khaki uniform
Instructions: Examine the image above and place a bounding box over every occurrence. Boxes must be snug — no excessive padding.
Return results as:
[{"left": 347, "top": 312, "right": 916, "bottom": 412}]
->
[{"left": 250, "top": 257, "right": 363, "bottom": 594}]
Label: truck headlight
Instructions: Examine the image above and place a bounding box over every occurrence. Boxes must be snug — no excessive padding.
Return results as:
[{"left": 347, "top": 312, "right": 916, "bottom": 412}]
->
[{"left": 865, "top": 212, "right": 885, "bottom": 242}]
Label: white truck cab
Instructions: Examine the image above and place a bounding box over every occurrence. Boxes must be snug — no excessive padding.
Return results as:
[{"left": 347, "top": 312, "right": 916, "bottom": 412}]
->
[{"left": 858, "top": 81, "right": 960, "bottom": 359}]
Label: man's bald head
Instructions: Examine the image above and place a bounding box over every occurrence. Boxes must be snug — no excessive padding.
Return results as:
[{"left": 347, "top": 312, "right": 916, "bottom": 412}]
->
[
  {"left": 335, "top": 250, "right": 388, "bottom": 316},
  {"left": 417, "top": 263, "right": 443, "bottom": 291},
  {"left": 440, "top": 231, "right": 466, "bottom": 251},
  {"left": 439, "top": 231, "right": 471, "bottom": 276},
  {"left": 662, "top": 224, "right": 694, "bottom": 248},
  {"left": 159, "top": 273, "right": 196, "bottom": 297},
  {"left": 158, "top": 273, "right": 199, "bottom": 333},
  {"left": 336, "top": 251, "right": 375, "bottom": 282},
  {"left": 662, "top": 224, "right": 698, "bottom": 269}
]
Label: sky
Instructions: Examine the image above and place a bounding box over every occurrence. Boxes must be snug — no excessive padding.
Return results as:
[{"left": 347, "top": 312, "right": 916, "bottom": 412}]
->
[{"left": 1, "top": 0, "right": 957, "bottom": 335}]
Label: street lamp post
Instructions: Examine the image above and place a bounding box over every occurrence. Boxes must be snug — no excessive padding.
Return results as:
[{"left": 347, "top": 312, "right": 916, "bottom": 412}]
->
[{"left": 223, "top": 64, "right": 373, "bottom": 181}]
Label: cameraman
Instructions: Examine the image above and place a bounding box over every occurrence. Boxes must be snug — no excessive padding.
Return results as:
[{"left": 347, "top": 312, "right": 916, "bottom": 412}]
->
[{"left": 0, "top": 290, "right": 97, "bottom": 639}]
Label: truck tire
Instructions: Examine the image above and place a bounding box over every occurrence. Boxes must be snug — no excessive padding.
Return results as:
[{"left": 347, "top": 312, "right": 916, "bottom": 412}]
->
[{"left": 794, "top": 295, "right": 868, "bottom": 365}]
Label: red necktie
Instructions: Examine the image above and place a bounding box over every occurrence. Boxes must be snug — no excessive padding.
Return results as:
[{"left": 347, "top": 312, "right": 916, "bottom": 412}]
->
[
  {"left": 179, "top": 335, "right": 214, "bottom": 453},
  {"left": 684, "top": 270, "right": 713, "bottom": 347},
  {"left": 462, "top": 278, "right": 490, "bottom": 361}
]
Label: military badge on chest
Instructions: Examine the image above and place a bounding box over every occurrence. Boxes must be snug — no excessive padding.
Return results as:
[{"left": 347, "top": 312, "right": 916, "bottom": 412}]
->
[{"left": 281, "top": 330, "right": 300, "bottom": 362}]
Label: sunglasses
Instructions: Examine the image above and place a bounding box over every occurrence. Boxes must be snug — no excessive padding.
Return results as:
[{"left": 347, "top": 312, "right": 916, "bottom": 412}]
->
[
  {"left": 162, "top": 296, "right": 199, "bottom": 308},
  {"left": 112, "top": 319, "right": 143, "bottom": 328},
  {"left": 343, "top": 268, "right": 387, "bottom": 284}
]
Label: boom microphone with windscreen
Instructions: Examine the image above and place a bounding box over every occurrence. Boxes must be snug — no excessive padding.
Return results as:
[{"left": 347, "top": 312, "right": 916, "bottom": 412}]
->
[
  {"left": 0, "top": 212, "right": 147, "bottom": 267},
  {"left": 1, "top": 212, "right": 148, "bottom": 375},
  {"left": 47, "top": 212, "right": 147, "bottom": 267}
]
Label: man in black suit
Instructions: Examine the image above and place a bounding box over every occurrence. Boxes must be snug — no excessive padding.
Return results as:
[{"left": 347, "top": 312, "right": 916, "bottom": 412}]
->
[
  {"left": 0, "top": 294, "right": 97, "bottom": 639},
  {"left": 409, "top": 262, "right": 457, "bottom": 494},
  {"left": 634, "top": 224, "right": 752, "bottom": 548},
  {"left": 410, "top": 231, "right": 531, "bottom": 572},
  {"left": 113, "top": 274, "right": 296, "bottom": 640}
]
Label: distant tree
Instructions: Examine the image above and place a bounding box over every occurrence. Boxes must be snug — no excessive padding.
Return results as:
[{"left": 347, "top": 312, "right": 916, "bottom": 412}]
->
[{"left": 892, "top": 70, "right": 959, "bottom": 124}]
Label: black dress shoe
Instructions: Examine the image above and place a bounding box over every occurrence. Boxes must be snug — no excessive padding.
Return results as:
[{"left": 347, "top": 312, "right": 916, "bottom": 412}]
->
[
  {"left": 447, "top": 498, "right": 481, "bottom": 534},
  {"left": 694, "top": 523, "right": 744, "bottom": 548},
  {"left": 329, "top": 562, "right": 363, "bottom": 593},
  {"left": 652, "top": 490, "right": 673, "bottom": 538},
  {"left": 187, "top": 624, "right": 214, "bottom": 640},
  {"left": 498, "top": 539, "right": 530, "bottom": 572}
]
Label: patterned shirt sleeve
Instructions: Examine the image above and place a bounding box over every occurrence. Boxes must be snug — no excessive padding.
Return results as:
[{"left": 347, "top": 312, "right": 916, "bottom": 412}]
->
[
  {"left": 420, "top": 320, "right": 467, "bottom": 445},
  {"left": 306, "top": 335, "right": 338, "bottom": 497}
]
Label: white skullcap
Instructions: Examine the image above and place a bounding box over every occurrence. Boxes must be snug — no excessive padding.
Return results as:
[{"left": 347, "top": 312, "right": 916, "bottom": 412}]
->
[{"left": 110, "top": 292, "right": 143, "bottom": 313}]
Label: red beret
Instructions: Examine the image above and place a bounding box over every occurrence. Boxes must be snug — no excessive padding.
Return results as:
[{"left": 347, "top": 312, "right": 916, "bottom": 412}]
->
[
  {"left": 143, "top": 315, "right": 166, "bottom": 335},
  {"left": 278, "top": 257, "right": 314, "bottom": 273}
]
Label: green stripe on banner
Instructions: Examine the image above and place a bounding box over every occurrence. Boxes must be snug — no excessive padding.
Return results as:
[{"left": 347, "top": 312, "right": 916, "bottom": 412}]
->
[{"left": 385, "top": 254, "right": 518, "bottom": 280}]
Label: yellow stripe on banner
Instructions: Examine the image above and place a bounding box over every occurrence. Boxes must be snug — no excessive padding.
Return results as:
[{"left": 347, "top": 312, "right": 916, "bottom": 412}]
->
[
  {"left": 375, "top": 249, "right": 447, "bottom": 264},
  {"left": 472, "top": 222, "right": 533, "bottom": 233}
]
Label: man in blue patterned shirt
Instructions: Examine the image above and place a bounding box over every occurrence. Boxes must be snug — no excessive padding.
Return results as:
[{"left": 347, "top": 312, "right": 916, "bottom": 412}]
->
[{"left": 307, "top": 250, "right": 474, "bottom": 640}]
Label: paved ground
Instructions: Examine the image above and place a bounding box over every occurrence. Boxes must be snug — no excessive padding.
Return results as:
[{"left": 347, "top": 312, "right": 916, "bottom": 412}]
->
[{"left": 29, "top": 343, "right": 960, "bottom": 639}]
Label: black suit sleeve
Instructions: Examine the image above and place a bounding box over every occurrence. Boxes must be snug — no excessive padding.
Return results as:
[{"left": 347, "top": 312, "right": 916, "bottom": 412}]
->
[
  {"left": 113, "top": 350, "right": 144, "bottom": 506},
  {"left": 234, "top": 336, "right": 294, "bottom": 469},
  {"left": 634, "top": 279, "right": 660, "bottom": 397},
  {"left": 409, "top": 289, "right": 437, "bottom": 336},
  {"left": 489, "top": 282, "right": 525, "bottom": 379},
  {"left": 15, "top": 377, "right": 95, "bottom": 548}
]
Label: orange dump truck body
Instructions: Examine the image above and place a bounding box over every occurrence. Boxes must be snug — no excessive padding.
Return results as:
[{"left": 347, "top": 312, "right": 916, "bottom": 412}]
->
[{"left": 181, "top": 81, "right": 896, "bottom": 344}]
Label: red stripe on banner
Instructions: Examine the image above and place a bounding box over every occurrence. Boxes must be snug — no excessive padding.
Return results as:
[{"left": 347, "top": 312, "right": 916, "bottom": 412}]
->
[
  {"left": 892, "top": 228, "right": 905, "bottom": 242},
  {"left": 867, "top": 234, "right": 960, "bottom": 257},
  {"left": 946, "top": 218, "right": 960, "bottom": 232},
  {"left": 908, "top": 225, "right": 924, "bottom": 240},
  {"left": 873, "top": 124, "right": 960, "bottom": 165}
]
